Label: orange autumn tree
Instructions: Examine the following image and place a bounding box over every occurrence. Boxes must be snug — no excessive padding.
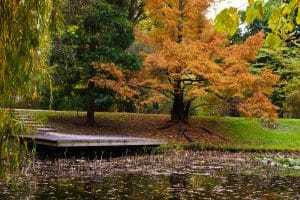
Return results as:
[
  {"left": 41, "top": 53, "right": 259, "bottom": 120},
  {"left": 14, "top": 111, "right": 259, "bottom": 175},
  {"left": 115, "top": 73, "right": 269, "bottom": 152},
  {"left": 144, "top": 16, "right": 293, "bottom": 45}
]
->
[
  {"left": 91, "top": 63, "right": 138, "bottom": 100},
  {"left": 136, "top": 0, "right": 279, "bottom": 124}
]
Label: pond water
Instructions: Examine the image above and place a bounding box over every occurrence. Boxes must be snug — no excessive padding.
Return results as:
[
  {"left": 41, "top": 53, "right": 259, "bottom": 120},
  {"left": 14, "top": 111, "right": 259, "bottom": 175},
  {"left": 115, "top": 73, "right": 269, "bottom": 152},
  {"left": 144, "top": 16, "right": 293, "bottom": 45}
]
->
[{"left": 1, "top": 151, "right": 300, "bottom": 199}]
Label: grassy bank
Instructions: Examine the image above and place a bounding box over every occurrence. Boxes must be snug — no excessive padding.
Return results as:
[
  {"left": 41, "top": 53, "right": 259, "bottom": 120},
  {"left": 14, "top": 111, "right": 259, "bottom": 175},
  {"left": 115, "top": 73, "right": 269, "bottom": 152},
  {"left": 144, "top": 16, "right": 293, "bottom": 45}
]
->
[
  {"left": 22, "top": 110, "right": 300, "bottom": 151},
  {"left": 208, "top": 117, "right": 300, "bottom": 151}
]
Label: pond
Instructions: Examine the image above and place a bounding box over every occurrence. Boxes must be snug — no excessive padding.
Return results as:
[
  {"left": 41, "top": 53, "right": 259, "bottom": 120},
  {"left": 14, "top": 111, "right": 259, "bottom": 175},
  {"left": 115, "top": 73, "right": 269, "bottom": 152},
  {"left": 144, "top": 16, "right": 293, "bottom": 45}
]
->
[{"left": 1, "top": 151, "right": 300, "bottom": 199}]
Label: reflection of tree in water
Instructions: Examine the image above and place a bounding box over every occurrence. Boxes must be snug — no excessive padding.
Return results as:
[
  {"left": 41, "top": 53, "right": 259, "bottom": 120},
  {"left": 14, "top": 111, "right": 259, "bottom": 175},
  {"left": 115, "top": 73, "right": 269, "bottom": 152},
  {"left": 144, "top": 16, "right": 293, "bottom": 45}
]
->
[{"left": 168, "top": 173, "right": 189, "bottom": 200}]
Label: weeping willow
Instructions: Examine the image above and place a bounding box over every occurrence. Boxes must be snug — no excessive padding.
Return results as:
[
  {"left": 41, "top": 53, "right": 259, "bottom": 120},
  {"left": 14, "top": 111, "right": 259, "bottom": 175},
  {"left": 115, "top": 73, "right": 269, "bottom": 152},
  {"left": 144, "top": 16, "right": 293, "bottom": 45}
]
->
[{"left": 0, "top": 0, "right": 55, "bottom": 179}]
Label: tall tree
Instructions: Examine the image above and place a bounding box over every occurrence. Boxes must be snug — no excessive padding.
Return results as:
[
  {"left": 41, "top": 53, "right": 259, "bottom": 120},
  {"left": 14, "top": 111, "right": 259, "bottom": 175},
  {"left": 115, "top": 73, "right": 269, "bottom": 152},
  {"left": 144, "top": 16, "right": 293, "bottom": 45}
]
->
[
  {"left": 136, "top": 0, "right": 279, "bottom": 125},
  {"left": 50, "top": 0, "right": 141, "bottom": 125}
]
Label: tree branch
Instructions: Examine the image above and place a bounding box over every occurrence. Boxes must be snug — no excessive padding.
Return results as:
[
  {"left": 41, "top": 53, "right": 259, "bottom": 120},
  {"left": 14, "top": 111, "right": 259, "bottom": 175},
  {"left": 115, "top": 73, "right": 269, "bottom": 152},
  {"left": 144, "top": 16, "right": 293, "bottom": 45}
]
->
[
  {"left": 128, "top": 0, "right": 145, "bottom": 25},
  {"left": 205, "top": 89, "right": 226, "bottom": 100},
  {"left": 163, "top": 90, "right": 173, "bottom": 98},
  {"left": 135, "top": 84, "right": 174, "bottom": 96}
]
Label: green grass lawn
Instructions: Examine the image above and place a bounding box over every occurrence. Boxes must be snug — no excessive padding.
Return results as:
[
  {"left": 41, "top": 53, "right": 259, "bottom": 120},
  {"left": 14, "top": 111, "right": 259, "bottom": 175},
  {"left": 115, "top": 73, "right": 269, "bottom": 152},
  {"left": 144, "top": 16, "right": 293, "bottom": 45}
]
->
[
  {"left": 22, "top": 110, "right": 300, "bottom": 151},
  {"left": 194, "top": 117, "right": 300, "bottom": 151}
]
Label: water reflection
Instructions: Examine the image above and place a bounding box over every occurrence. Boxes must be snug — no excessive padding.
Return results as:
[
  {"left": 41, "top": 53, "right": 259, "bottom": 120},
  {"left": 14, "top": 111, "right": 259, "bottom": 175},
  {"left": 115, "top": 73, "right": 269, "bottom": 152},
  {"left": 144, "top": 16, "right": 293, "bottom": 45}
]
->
[
  {"left": 168, "top": 173, "right": 189, "bottom": 200},
  {"left": 1, "top": 171, "right": 300, "bottom": 199}
]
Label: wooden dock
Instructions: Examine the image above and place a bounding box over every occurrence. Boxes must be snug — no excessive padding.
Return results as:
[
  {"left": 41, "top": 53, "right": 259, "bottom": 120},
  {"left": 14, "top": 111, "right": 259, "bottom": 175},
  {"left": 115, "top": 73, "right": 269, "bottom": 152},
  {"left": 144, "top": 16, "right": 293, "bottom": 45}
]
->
[
  {"left": 15, "top": 111, "right": 167, "bottom": 149},
  {"left": 21, "top": 132, "right": 167, "bottom": 147}
]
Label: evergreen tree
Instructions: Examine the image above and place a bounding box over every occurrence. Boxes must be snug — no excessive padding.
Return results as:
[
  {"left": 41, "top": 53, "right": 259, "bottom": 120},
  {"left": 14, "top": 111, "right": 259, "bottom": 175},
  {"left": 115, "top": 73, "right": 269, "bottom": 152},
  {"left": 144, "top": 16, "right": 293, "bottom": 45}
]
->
[{"left": 50, "top": 0, "right": 141, "bottom": 125}]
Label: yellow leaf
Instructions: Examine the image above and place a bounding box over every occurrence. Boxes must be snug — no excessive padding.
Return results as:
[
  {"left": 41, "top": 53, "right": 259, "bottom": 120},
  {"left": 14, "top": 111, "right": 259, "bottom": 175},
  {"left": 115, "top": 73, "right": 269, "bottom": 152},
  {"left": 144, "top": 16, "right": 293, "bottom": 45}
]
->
[
  {"left": 265, "top": 33, "right": 281, "bottom": 48},
  {"left": 282, "top": 4, "right": 291, "bottom": 16},
  {"left": 246, "top": 7, "right": 261, "bottom": 24},
  {"left": 297, "top": 8, "right": 300, "bottom": 25},
  {"left": 287, "top": 23, "right": 294, "bottom": 32},
  {"left": 256, "top": 1, "right": 264, "bottom": 18},
  {"left": 214, "top": 7, "right": 239, "bottom": 36}
]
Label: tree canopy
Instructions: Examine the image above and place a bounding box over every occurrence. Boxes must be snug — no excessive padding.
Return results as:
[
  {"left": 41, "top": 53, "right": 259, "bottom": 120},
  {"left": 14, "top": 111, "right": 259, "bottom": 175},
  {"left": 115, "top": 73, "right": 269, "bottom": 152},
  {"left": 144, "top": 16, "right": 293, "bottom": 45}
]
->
[
  {"left": 50, "top": 0, "right": 141, "bottom": 125},
  {"left": 135, "top": 0, "right": 279, "bottom": 123}
]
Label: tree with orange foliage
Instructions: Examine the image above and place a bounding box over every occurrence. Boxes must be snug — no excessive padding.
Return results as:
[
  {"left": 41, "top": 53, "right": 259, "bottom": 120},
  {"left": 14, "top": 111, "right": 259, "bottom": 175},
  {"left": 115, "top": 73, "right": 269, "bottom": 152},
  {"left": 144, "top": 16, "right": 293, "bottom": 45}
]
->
[
  {"left": 136, "top": 0, "right": 279, "bottom": 126},
  {"left": 91, "top": 63, "right": 138, "bottom": 100}
]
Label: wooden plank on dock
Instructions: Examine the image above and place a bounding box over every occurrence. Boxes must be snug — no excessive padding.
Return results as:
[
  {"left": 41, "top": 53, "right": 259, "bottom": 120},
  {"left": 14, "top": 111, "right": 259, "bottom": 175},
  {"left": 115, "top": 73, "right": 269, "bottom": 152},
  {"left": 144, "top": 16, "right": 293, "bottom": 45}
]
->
[{"left": 21, "top": 132, "right": 167, "bottom": 147}]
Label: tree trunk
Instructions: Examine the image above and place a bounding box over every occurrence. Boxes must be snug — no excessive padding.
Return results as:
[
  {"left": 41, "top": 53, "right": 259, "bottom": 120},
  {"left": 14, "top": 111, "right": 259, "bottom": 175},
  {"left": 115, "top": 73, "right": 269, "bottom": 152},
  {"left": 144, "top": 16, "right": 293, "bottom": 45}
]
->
[
  {"left": 171, "top": 81, "right": 190, "bottom": 123},
  {"left": 177, "top": 0, "right": 184, "bottom": 43},
  {"left": 171, "top": 95, "right": 191, "bottom": 123},
  {"left": 171, "top": 93, "right": 185, "bottom": 122},
  {"left": 128, "top": 0, "right": 144, "bottom": 25},
  {"left": 170, "top": 0, "right": 190, "bottom": 124},
  {"left": 86, "top": 81, "right": 95, "bottom": 126}
]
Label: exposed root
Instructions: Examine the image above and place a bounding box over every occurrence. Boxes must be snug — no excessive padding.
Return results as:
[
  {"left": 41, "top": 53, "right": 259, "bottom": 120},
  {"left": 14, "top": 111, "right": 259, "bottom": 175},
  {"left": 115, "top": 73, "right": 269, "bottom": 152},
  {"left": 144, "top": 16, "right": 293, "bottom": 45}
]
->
[
  {"left": 158, "top": 120, "right": 229, "bottom": 143},
  {"left": 158, "top": 121, "right": 194, "bottom": 143},
  {"left": 198, "top": 126, "right": 228, "bottom": 141},
  {"left": 180, "top": 127, "right": 193, "bottom": 143},
  {"left": 198, "top": 126, "right": 213, "bottom": 135},
  {"left": 157, "top": 121, "right": 176, "bottom": 130},
  {"left": 213, "top": 133, "right": 228, "bottom": 141}
]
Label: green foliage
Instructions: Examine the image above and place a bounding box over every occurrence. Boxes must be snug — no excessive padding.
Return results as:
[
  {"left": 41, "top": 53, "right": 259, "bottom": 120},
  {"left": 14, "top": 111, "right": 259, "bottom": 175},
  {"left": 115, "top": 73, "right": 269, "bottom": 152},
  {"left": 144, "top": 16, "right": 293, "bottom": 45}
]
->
[
  {"left": 259, "top": 0, "right": 299, "bottom": 48},
  {"left": 229, "top": 0, "right": 299, "bottom": 118},
  {"left": 0, "top": 0, "right": 56, "bottom": 178},
  {"left": 245, "top": 7, "right": 262, "bottom": 25},
  {"left": 253, "top": 46, "right": 300, "bottom": 118},
  {"left": 218, "top": 0, "right": 300, "bottom": 48},
  {"left": 49, "top": 0, "right": 141, "bottom": 114},
  {"left": 265, "top": 33, "right": 281, "bottom": 48},
  {"left": 284, "top": 78, "right": 300, "bottom": 118},
  {"left": 0, "top": 111, "right": 30, "bottom": 180},
  {"left": 0, "top": 0, "right": 52, "bottom": 106},
  {"left": 214, "top": 7, "right": 240, "bottom": 36}
]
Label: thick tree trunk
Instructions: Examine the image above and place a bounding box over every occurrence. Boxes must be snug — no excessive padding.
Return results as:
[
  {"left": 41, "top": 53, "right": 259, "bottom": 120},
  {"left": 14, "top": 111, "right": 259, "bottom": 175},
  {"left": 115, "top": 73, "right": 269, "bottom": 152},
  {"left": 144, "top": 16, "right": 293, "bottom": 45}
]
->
[
  {"left": 171, "top": 81, "right": 190, "bottom": 123},
  {"left": 171, "top": 0, "right": 185, "bottom": 123},
  {"left": 171, "top": 93, "right": 187, "bottom": 123},
  {"left": 86, "top": 81, "right": 95, "bottom": 126},
  {"left": 170, "top": 0, "right": 188, "bottom": 123},
  {"left": 171, "top": 96, "right": 191, "bottom": 123}
]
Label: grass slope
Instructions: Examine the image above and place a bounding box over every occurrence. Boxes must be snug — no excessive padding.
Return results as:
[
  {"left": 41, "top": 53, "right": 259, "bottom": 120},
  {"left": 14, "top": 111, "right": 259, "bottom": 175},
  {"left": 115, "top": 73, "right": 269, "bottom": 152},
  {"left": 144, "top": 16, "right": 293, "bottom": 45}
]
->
[
  {"left": 214, "top": 117, "right": 300, "bottom": 151},
  {"left": 25, "top": 110, "right": 300, "bottom": 151}
]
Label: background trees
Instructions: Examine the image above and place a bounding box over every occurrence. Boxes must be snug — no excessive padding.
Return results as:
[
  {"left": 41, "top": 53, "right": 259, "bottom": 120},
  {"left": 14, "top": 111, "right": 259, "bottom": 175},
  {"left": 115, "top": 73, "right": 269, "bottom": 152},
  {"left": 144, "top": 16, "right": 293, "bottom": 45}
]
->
[
  {"left": 228, "top": 0, "right": 300, "bottom": 118},
  {"left": 8, "top": 0, "right": 298, "bottom": 121}
]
